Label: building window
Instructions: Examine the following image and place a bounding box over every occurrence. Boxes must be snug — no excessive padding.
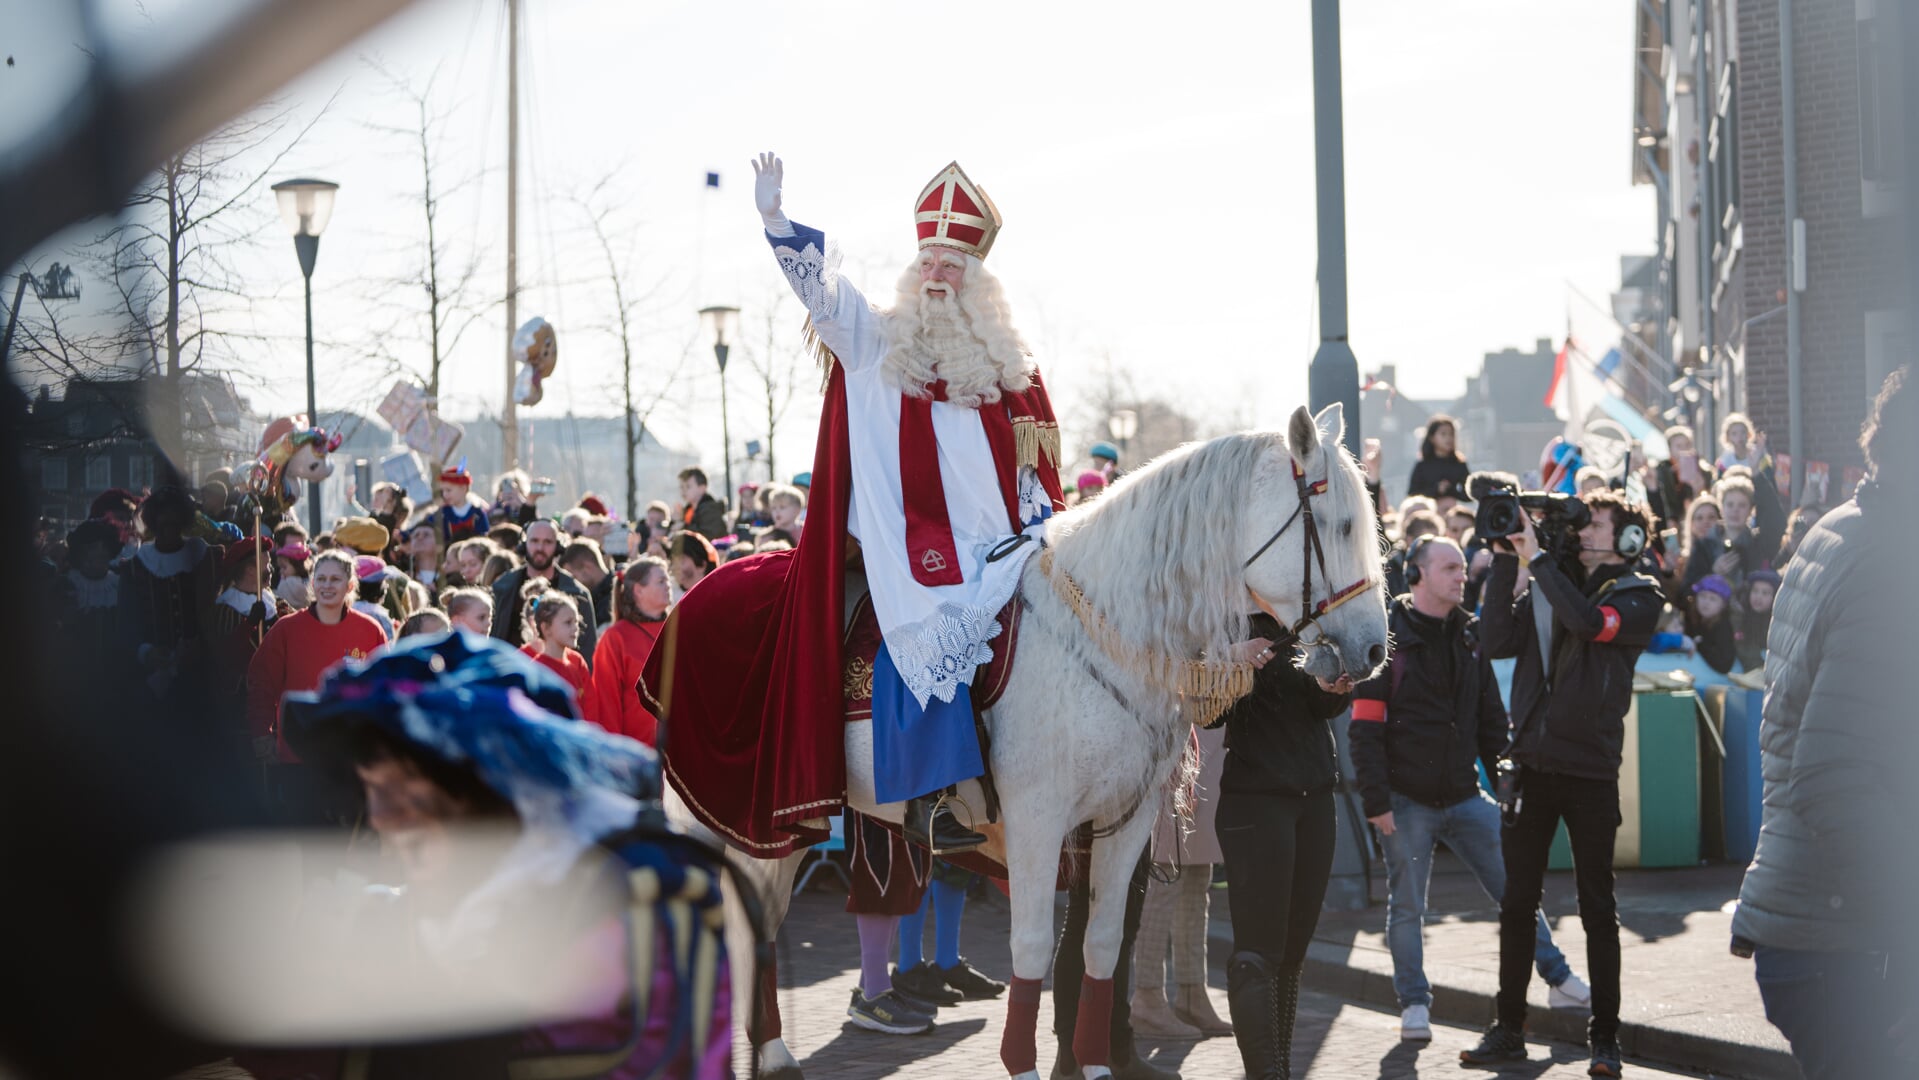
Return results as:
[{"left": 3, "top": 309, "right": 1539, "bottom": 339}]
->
[
  {"left": 86, "top": 455, "right": 111, "bottom": 489},
  {"left": 1858, "top": 4, "right": 1902, "bottom": 213},
  {"left": 41, "top": 459, "right": 68, "bottom": 490},
  {"left": 128, "top": 455, "right": 153, "bottom": 490}
]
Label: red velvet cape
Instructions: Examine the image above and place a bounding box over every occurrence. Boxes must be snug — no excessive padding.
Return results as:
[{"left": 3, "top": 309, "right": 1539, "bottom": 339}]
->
[{"left": 642, "top": 366, "right": 1063, "bottom": 858}]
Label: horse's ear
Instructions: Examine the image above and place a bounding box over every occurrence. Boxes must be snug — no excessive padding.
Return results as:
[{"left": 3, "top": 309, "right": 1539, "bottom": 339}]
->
[
  {"left": 1288, "top": 406, "right": 1320, "bottom": 470},
  {"left": 1313, "top": 402, "right": 1346, "bottom": 447}
]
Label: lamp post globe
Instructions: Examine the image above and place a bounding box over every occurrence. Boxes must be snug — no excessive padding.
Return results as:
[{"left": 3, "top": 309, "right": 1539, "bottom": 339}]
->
[{"left": 272, "top": 178, "right": 339, "bottom": 536}]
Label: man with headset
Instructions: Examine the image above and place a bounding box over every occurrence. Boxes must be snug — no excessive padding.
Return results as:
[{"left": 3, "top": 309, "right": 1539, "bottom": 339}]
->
[
  {"left": 1462, "top": 488, "right": 1663, "bottom": 1077},
  {"left": 1350, "top": 533, "right": 1589, "bottom": 1045}
]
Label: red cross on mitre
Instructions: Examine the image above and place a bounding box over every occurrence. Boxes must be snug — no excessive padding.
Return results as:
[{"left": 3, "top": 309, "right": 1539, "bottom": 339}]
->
[{"left": 915, "top": 161, "right": 1002, "bottom": 260}]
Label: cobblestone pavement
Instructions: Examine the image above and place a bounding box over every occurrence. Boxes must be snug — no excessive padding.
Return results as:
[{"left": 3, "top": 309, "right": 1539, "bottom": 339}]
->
[{"left": 735, "top": 889, "right": 1708, "bottom": 1078}]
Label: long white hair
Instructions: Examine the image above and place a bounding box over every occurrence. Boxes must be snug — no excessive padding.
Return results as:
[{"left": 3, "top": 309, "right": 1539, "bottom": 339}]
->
[
  {"left": 883, "top": 253, "right": 1036, "bottom": 408},
  {"left": 1046, "top": 433, "right": 1279, "bottom": 677}
]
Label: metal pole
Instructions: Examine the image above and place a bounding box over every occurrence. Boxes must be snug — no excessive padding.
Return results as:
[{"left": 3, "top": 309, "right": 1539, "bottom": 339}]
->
[
  {"left": 1309, "top": 0, "right": 1370, "bottom": 915},
  {"left": 716, "top": 342, "right": 733, "bottom": 500},
  {"left": 303, "top": 266, "right": 321, "bottom": 536},
  {"left": 502, "top": 0, "right": 520, "bottom": 471},
  {"left": 1308, "top": 0, "right": 1360, "bottom": 457},
  {"left": 1781, "top": 0, "right": 1803, "bottom": 504}
]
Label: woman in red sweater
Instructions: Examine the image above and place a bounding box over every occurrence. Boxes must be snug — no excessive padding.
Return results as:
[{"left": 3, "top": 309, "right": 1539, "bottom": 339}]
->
[
  {"left": 518, "top": 579, "right": 590, "bottom": 704},
  {"left": 587, "top": 554, "right": 672, "bottom": 744}
]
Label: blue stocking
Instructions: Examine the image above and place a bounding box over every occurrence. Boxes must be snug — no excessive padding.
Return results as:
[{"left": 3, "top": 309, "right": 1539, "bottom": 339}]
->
[
  {"left": 897, "top": 888, "right": 931, "bottom": 971},
  {"left": 933, "top": 874, "right": 967, "bottom": 968}
]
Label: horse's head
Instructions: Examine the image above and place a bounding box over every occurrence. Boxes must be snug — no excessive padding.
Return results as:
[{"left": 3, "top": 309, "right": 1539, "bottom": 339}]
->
[{"left": 1242, "top": 403, "right": 1390, "bottom": 684}]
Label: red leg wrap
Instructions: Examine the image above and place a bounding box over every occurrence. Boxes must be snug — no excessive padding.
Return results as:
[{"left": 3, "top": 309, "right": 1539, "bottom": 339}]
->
[
  {"left": 1000, "top": 976, "right": 1044, "bottom": 1075},
  {"left": 748, "top": 953, "right": 781, "bottom": 1044},
  {"left": 1072, "top": 974, "right": 1115, "bottom": 1068}
]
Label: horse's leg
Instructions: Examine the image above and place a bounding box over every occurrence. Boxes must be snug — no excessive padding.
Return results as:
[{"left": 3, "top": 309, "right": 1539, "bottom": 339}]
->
[
  {"left": 720, "top": 848, "right": 803, "bottom": 1079},
  {"left": 1071, "top": 811, "right": 1158, "bottom": 1079},
  {"left": 998, "top": 798, "right": 1071, "bottom": 1080}
]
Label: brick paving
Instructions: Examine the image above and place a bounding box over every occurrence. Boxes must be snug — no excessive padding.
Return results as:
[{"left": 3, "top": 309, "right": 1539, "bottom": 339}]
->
[{"left": 735, "top": 887, "right": 1709, "bottom": 1078}]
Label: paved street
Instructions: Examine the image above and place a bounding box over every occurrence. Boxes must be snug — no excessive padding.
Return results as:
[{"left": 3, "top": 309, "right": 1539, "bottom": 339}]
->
[{"left": 739, "top": 888, "right": 1713, "bottom": 1078}]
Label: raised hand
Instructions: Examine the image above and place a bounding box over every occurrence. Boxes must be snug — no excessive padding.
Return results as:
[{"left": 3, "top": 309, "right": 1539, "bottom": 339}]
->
[{"left": 752, "top": 152, "right": 784, "bottom": 219}]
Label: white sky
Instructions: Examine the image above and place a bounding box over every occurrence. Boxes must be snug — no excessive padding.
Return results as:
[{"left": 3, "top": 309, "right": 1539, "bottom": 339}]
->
[{"left": 17, "top": 0, "right": 1651, "bottom": 479}]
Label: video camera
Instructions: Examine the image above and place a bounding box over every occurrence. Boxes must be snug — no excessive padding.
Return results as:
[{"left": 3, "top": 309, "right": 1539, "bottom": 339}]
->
[{"left": 1468, "top": 472, "right": 1590, "bottom": 565}]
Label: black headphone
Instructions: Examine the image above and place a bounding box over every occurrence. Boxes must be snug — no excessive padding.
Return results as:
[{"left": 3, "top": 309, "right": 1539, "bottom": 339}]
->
[{"left": 1404, "top": 534, "right": 1436, "bottom": 587}]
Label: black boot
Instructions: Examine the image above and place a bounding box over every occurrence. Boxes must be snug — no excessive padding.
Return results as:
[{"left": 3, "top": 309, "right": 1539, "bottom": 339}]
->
[
  {"left": 903, "top": 791, "right": 985, "bottom": 854},
  {"left": 1275, "top": 964, "right": 1301, "bottom": 1080},
  {"left": 1226, "top": 952, "right": 1283, "bottom": 1080}
]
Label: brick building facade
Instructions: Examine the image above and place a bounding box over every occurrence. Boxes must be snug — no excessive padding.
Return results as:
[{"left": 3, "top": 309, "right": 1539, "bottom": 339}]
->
[{"left": 1737, "top": 0, "right": 1905, "bottom": 482}]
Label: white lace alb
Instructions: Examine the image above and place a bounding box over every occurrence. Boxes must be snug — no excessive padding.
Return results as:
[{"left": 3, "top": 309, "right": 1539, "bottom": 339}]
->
[{"left": 772, "top": 240, "right": 843, "bottom": 325}]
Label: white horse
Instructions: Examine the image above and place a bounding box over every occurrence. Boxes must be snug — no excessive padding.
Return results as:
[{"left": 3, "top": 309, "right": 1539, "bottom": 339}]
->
[{"left": 675, "top": 403, "right": 1389, "bottom": 1080}]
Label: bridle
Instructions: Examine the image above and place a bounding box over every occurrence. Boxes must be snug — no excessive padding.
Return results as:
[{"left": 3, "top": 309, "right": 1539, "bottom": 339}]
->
[{"left": 1244, "top": 458, "right": 1377, "bottom": 645}]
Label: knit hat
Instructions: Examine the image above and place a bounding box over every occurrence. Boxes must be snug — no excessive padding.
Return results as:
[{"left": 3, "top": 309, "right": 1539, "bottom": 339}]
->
[
  {"left": 335, "top": 517, "right": 391, "bottom": 556},
  {"left": 353, "top": 554, "right": 389, "bottom": 584},
  {"left": 791, "top": 472, "right": 812, "bottom": 489},
  {"left": 1692, "top": 574, "right": 1733, "bottom": 599},
  {"left": 1090, "top": 442, "right": 1120, "bottom": 463},
  {"left": 1076, "top": 470, "right": 1107, "bottom": 491},
  {"left": 577, "top": 494, "right": 610, "bottom": 518},
  {"left": 274, "top": 540, "right": 312, "bottom": 563},
  {"left": 1747, "top": 568, "right": 1782, "bottom": 589}
]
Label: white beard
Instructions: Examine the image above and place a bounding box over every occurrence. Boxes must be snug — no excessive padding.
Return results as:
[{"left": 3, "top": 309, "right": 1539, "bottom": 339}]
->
[{"left": 883, "top": 294, "right": 1005, "bottom": 409}]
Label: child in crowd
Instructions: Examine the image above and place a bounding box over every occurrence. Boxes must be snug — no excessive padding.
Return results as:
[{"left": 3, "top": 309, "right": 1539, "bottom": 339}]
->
[
  {"left": 519, "top": 579, "right": 590, "bottom": 703},
  {"left": 444, "top": 588, "right": 495, "bottom": 637}
]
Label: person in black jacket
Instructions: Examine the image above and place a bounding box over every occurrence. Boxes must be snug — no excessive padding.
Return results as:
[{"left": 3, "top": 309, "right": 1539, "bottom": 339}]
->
[
  {"left": 1406, "top": 414, "right": 1470, "bottom": 507},
  {"left": 1209, "top": 611, "right": 1354, "bottom": 1079},
  {"left": 1462, "top": 490, "right": 1663, "bottom": 1076},
  {"left": 1349, "top": 537, "right": 1587, "bottom": 1044}
]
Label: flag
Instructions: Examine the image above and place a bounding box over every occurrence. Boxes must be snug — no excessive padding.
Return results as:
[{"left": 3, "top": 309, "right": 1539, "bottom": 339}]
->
[
  {"left": 705, "top": 172, "right": 721, "bottom": 188},
  {"left": 1595, "top": 347, "right": 1623, "bottom": 385}
]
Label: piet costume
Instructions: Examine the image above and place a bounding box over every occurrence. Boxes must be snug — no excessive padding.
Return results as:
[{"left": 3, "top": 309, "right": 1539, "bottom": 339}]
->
[
  {"left": 425, "top": 462, "right": 491, "bottom": 552},
  {"left": 644, "top": 161, "right": 1064, "bottom": 857}
]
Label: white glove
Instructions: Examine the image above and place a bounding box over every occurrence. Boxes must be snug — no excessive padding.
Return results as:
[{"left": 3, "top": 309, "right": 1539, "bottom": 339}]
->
[{"left": 752, "top": 152, "right": 793, "bottom": 236}]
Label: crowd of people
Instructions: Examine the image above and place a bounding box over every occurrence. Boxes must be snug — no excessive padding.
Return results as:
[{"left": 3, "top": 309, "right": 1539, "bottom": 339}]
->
[{"left": 32, "top": 457, "right": 830, "bottom": 771}]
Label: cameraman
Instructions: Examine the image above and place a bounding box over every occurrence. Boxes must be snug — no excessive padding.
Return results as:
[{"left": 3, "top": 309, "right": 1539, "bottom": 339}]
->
[{"left": 1460, "top": 490, "right": 1663, "bottom": 1077}]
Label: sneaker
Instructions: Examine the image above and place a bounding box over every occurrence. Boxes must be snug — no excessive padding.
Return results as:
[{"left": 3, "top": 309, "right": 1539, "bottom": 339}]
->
[
  {"left": 1588, "top": 1034, "right": 1623, "bottom": 1077},
  {"left": 1550, "top": 973, "right": 1593, "bottom": 1010},
  {"left": 938, "top": 957, "right": 1008, "bottom": 1000},
  {"left": 1399, "top": 1003, "right": 1432, "bottom": 1041},
  {"left": 891, "top": 963, "right": 962, "bottom": 1008},
  {"left": 846, "top": 988, "right": 933, "bottom": 1035},
  {"left": 1459, "top": 1021, "right": 1527, "bottom": 1066}
]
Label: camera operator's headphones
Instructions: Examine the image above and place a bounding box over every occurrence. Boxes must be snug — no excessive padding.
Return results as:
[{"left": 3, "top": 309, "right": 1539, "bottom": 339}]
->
[
  {"left": 1404, "top": 533, "right": 1436, "bottom": 587},
  {"left": 1613, "top": 519, "right": 1648, "bottom": 560}
]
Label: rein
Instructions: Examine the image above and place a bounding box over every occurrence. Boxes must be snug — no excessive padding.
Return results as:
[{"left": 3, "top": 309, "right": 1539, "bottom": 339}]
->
[{"left": 1245, "top": 459, "right": 1377, "bottom": 646}]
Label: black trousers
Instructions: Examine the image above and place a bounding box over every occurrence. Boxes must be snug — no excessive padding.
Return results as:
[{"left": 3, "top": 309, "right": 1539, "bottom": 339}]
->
[
  {"left": 1215, "top": 789, "right": 1336, "bottom": 968},
  {"left": 1497, "top": 766, "right": 1622, "bottom": 1039},
  {"left": 1054, "top": 850, "right": 1151, "bottom": 1053}
]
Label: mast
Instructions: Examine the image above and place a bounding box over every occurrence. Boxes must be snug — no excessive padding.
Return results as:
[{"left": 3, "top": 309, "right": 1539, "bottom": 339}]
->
[{"left": 502, "top": 0, "right": 520, "bottom": 470}]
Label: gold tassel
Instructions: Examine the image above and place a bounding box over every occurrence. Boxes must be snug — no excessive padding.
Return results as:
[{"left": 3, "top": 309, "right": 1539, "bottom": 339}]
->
[
  {"left": 1013, "top": 417, "right": 1040, "bottom": 471},
  {"left": 1039, "top": 422, "right": 1062, "bottom": 468}
]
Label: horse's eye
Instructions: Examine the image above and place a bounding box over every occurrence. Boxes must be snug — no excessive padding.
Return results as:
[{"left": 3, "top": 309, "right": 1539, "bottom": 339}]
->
[{"left": 1341, "top": 521, "right": 1353, "bottom": 538}]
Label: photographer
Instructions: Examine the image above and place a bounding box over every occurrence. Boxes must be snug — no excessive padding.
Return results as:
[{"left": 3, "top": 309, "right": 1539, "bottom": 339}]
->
[{"left": 1460, "top": 488, "right": 1663, "bottom": 1077}]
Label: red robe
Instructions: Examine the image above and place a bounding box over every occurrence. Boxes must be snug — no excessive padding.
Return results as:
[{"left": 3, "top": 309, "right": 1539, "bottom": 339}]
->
[{"left": 642, "top": 366, "right": 1064, "bottom": 857}]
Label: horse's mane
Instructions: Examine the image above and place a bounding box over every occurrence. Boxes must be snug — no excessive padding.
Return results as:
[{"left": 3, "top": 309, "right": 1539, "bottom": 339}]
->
[{"left": 1046, "top": 431, "right": 1286, "bottom": 676}]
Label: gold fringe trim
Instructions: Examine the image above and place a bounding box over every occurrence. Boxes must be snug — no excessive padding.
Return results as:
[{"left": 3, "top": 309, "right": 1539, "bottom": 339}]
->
[
  {"left": 1012, "top": 417, "right": 1063, "bottom": 471},
  {"left": 1038, "top": 550, "right": 1255, "bottom": 720},
  {"left": 803, "top": 316, "right": 841, "bottom": 392}
]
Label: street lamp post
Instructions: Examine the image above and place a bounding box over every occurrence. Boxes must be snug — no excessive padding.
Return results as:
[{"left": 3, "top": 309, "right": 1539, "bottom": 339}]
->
[
  {"left": 1108, "top": 408, "right": 1138, "bottom": 455},
  {"left": 271, "top": 178, "right": 339, "bottom": 537},
  {"left": 700, "top": 305, "right": 741, "bottom": 501},
  {"left": 1308, "top": 0, "right": 1361, "bottom": 457}
]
